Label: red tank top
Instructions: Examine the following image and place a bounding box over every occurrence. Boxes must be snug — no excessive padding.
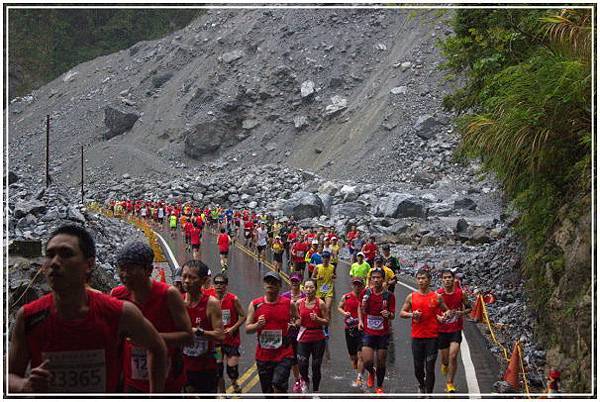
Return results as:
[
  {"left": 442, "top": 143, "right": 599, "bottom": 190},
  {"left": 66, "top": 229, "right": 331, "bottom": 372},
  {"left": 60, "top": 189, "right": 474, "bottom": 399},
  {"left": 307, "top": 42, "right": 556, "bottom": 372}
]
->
[
  {"left": 217, "top": 234, "right": 230, "bottom": 253},
  {"left": 111, "top": 280, "right": 184, "bottom": 392},
  {"left": 183, "top": 294, "right": 216, "bottom": 371},
  {"left": 436, "top": 287, "right": 464, "bottom": 333},
  {"left": 342, "top": 292, "right": 361, "bottom": 329},
  {"left": 190, "top": 227, "right": 201, "bottom": 245},
  {"left": 23, "top": 290, "right": 124, "bottom": 392},
  {"left": 252, "top": 296, "right": 294, "bottom": 361},
  {"left": 411, "top": 291, "right": 440, "bottom": 338},
  {"left": 298, "top": 298, "right": 326, "bottom": 343},
  {"left": 220, "top": 293, "right": 240, "bottom": 346},
  {"left": 360, "top": 288, "right": 396, "bottom": 336}
]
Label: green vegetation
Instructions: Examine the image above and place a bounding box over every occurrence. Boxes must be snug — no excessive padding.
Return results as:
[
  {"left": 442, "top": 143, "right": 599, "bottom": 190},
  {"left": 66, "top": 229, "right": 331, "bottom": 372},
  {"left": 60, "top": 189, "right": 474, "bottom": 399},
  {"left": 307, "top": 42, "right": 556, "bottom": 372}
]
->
[
  {"left": 441, "top": 8, "right": 592, "bottom": 390},
  {"left": 9, "top": 8, "right": 202, "bottom": 97}
]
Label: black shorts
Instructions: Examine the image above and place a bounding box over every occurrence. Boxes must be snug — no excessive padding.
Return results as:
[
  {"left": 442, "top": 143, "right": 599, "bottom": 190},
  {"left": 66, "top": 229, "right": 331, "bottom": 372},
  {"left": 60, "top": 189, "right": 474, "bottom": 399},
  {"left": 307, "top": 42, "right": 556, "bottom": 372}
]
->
[
  {"left": 219, "top": 250, "right": 229, "bottom": 256},
  {"left": 244, "top": 230, "right": 252, "bottom": 239},
  {"left": 295, "top": 261, "right": 306, "bottom": 271},
  {"left": 273, "top": 252, "right": 283, "bottom": 263},
  {"left": 256, "top": 357, "right": 293, "bottom": 393},
  {"left": 345, "top": 328, "right": 363, "bottom": 356},
  {"left": 438, "top": 331, "right": 462, "bottom": 349},
  {"left": 185, "top": 369, "right": 218, "bottom": 393},
  {"left": 257, "top": 245, "right": 266, "bottom": 252},
  {"left": 192, "top": 244, "right": 200, "bottom": 250},
  {"left": 221, "top": 344, "right": 241, "bottom": 357},
  {"left": 362, "top": 333, "right": 390, "bottom": 350}
]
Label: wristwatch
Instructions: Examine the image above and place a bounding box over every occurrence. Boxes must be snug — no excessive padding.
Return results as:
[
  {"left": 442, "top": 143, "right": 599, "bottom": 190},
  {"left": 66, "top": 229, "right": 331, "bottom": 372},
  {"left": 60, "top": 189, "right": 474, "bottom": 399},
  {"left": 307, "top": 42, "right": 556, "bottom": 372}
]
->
[{"left": 195, "top": 327, "right": 205, "bottom": 336}]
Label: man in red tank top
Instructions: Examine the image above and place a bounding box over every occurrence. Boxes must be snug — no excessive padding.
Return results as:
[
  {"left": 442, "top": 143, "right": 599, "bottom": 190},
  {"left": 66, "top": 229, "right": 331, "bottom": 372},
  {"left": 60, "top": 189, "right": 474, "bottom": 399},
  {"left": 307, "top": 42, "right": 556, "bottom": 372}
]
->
[
  {"left": 213, "top": 273, "right": 246, "bottom": 394},
  {"left": 400, "top": 268, "right": 449, "bottom": 394},
  {"left": 437, "top": 269, "right": 471, "bottom": 393},
  {"left": 245, "top": 271, "right": 299, "bottom": 394},
  {"left": 181, "top": 260, "right": 224, "bottom": 393},
  {"left": 217, "top": 228, "right": 232, "bottom": 270},
  {"left": 9, "top": 225, "right": 167, "bottom": 393},
  {"left": 357, "top": 268, "right": 396, "bottom": 394},
  {"left": 111, "top": 241, "right": 193, "bottom": 393}
]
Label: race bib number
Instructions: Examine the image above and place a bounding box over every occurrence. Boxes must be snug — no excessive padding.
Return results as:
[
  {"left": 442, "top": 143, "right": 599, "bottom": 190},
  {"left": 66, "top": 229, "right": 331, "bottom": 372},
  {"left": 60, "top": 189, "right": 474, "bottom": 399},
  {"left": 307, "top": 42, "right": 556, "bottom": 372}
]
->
[
  {"left": 222, "top": 309, "right": 231, "bottom": 326},
  {"left": 183, "top": 334, "right": 210, "bottom": 357},
  {"left": 320, "top": 284, "right": 330, "bottom": 293},
  {"left": 366, "top": 315, "right": 384, "bottom": 331},
  {"left": 131, "top": 347, "right": 149, "bottom": 380},
  {"left": 259, "top": 330, "right": 283, "bottom": 349},
  {"left": 43, "top": 349, "right": 106, "bottom": 392}
]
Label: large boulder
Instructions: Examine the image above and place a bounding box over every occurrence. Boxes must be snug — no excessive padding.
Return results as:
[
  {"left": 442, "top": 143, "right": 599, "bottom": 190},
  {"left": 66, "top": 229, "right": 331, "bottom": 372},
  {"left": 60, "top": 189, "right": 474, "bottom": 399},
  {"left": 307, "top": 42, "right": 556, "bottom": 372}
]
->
[
  {"left": 104, "top": 106, "right": 140, "bottom": 139},
  {"left": 414, "top": 114, "right": 443, "bottom": 140},
  {"left": 13, "top": 200, "right": 47, "bottom": 219},
  {"left": 375, "top": 193, "right": 427, "bottom": 219},
  {"left": 283, "top": 191, "right": 324, "bottom": 220},
  {"left": 454, "top": 197, "right": 477, "bottom": 211},
  {"left": 331, "top": 202, "right": 367, "bottom": 217},
  {"left": 184, "top": 121, "right": 240, "bottom": 159}
]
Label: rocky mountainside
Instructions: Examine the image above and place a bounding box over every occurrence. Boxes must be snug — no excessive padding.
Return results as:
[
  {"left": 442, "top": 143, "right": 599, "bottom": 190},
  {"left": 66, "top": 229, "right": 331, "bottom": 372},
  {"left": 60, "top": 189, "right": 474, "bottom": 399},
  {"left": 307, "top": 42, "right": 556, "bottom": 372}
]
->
[{"left": 6, "top": 7, "right": 555, "bottom": 392}]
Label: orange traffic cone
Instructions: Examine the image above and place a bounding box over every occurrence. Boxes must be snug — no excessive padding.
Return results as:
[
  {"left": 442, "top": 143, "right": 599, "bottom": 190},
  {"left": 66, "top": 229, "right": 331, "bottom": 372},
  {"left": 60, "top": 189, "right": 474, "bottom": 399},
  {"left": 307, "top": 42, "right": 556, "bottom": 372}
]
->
[
  {"left": 503, "top": 341, "right": 522, "bottom": 391},
  {"left": 470, "top": 294, "right": 484, "bottom": 322},
  {"left": 158, "top": 267, "right": 167, "bottom": 283}
]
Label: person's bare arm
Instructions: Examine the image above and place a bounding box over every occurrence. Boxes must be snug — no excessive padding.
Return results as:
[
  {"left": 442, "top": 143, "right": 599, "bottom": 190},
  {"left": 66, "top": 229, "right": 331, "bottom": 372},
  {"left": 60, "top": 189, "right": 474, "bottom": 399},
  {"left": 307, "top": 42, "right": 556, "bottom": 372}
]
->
[
  {"left": 245, "top": 301, "right": 264, "bottom": 334},
  {"left": 337, "top": 297, "right": 349, "bottom": 317},
  {"left": 461, "top": 292, "right": 472, "bottom": 316},
  {"left": 9, "top": 307, "right": 52, "bottom": 392},
  {"left": 399, "top": 293, "right": 414, "bottom": 318},
  {"left": 162, "top": 286, "right": 193, "bottom": 347},
  {"left": 120, "top": 301, "right": 168, "bottom": 393},
  {"left": 204, "top": 297, "right": 224, "bottom": 342},
  {"left": 316, "top": 301, "right": 329, "bottom": 325},
  {"left": 226, "top": 297, "right": 246, "bottom": 336}
]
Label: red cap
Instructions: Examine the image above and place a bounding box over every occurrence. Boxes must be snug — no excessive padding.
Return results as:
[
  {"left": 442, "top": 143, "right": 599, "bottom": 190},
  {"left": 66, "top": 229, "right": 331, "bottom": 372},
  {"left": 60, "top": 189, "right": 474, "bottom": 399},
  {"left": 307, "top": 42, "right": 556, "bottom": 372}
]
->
[{"left": 549, "top": 369, "right": 561, "bottom": 380}]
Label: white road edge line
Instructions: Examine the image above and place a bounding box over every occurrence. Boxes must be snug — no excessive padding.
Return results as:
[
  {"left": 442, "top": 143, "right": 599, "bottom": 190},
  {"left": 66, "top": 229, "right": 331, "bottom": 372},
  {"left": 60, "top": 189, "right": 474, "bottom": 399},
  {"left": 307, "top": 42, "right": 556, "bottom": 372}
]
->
[
  {"left": 154, "top": 230, "right": 180, "bottom": 272},
  {"left": 396, "top": 280, "right": 481, "bottom": 397}
]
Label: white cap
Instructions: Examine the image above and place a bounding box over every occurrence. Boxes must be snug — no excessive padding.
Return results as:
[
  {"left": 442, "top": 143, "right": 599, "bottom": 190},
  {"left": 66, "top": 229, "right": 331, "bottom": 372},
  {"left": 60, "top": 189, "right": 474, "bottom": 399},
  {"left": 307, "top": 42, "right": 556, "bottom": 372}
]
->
[{"left": 311, "top": 239, "right": 319, "bottom": 245}]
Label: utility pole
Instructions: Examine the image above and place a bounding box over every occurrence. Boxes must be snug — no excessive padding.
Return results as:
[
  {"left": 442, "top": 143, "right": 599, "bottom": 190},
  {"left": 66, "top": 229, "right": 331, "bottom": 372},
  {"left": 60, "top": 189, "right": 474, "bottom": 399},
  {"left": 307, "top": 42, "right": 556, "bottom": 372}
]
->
[
  {"left": 45, "top": 115, "right": 50, "bottom": 187},
  {"left": 81, "top": 145, "right": 84, "bottom": 204}
]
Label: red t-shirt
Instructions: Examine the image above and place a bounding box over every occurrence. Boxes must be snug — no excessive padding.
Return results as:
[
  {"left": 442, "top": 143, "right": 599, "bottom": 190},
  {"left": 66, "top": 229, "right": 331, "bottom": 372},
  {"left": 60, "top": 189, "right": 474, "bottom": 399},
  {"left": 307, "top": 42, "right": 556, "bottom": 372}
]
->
[
  {"left": 347, "top": 231, "right": 358, "bottom": 242},
  {"left": 362, "top": 242, "right": 378, "bottom": 261},
  {"left": 184, "top": 222, "right": 194, "bottom": 237},
  {"left": 23, "top": 290, "right": 124, "bottom": 392},
  {"left": 252, "top": 296, "right": 294, "bottom": 362},
  {"left": 190, "top": 227, "right": 201, "bottom": 246},
  {"left": 217, "top": 234, "right": 230, "bottom": 253},
  {"left": 360, "top": 288, "right": 396, "bottom": 336},
  {"left": 411, "top": 291, "right": 440, "bottom": 338},
  {"left": 298, "top": 298, "right": 326, "bottom": 343},
  {"left": 244, "top": 221, "right": 255, "bottom": 232},
  {"left": 291, "top": 241, "right": 309, "bottom": 263},
  {"left": 341, "top": 291, "right": 361, "bottom": 329},
  {"left": 220, "top": 293, "right": 240, "bottom": 347}
]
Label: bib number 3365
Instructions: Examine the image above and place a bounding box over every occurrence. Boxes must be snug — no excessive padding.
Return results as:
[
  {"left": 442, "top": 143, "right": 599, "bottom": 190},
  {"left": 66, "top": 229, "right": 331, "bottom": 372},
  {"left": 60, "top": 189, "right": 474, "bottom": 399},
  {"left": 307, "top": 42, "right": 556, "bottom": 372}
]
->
[{"left": 43, "top": 349, "right": 106, "bottom": 392}]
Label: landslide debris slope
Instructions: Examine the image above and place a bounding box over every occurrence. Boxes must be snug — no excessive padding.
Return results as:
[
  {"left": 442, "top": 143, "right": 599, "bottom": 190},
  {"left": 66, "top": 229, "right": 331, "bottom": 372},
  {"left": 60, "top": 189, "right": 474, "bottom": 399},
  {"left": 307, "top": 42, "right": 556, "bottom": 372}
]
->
[{"left": 8, "top": 8, "right": 460, "bottom": 188}]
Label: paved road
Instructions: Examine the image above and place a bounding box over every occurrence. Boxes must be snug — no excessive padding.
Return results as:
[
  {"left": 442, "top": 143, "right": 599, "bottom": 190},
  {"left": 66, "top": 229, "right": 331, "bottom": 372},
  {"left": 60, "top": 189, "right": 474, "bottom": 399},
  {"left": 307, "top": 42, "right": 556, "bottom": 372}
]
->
[{"left": 153, "top": 223, "right": 499, "bottom": 396}]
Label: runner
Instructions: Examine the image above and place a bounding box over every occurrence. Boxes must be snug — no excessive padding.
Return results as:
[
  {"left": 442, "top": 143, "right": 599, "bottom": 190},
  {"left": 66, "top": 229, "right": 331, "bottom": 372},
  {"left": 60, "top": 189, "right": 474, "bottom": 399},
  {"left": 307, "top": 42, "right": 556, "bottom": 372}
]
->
[
  {"left": 291, "top": 236, "right": 309, "bottom": 277},
  {"left": 271, "top": 235, "right": 285, "bottom": 273},
  {"left": 330, "top": 237, "right": 341, "bottom": 268},
  {"left": 361, "top": 236, "right": 378, "bottom": 267},
  {"left": 296, "top": 279, "right": 329, "bottom": 393},
  {"left": 245, "top": 271, "right": 299, "bottom": 394},
  {"left": 181, "top": 260, "right": 224, "bottom": 394},
  {"left": 111, "top": 241, "right": 193, "bottom": 393},
  {"left": 399, "top": 268, "right": 449, "bottom": 394},
  {"left": 367, "top": 256, "right": 397, "bottom": 291},
  {"left": 169, "top": 212, "right": 178, "bottom": 239},
  {"left": 337, "top": 277, "right": 366, "bottom": 388},
  {"left": 217, "top": 228, "right": 232, "bottom": 271},
  {"left": 349, "top": 252, "right": 371, "bottom": 282},
  {"left": 8, "top": 225, "right": 168, "bottom": 393},
  {"left": 346, "top": 226, "right": 359, "bottom": 262},
  {"left": 190, "top": 222, "right": 202, "bottom": 261},
  {"left": 243, "top": 218, "right": 255, "bottom": 248},
  {"left": 357, "top": 268, "right": 396, "bottom": 394},
  {"left": 437, "top": 269, "right": 471, "bottom": 393},
  {"left": 305, "top": 240, "right": 321, "bottom": 277},
  {"left": 281, "top": 273, "right": 307, "bottom": 393},
  {"left": 381, "top": 245, "right": 401, "bottom": 292},
  {"left": 255, "top": 222, "right": 269, "bottom": 264},
  {"left": 213, "top": 273, "right": 246, "bottom": 394},
  {"left": 184, "top": 218, "right": 194, "bottom": 253},
  {"left": 312, "top": 251, "right": 336, "bottom": 325}
]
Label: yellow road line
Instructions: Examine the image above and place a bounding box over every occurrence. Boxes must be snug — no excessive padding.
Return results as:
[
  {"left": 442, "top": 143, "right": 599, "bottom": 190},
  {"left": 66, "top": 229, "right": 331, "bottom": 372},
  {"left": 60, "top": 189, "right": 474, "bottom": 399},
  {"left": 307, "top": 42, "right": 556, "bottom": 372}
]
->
[
  {"left": 242, "top": 373, "right": 261, "bottom": 393},
  {"left": 226, "top": 363, "right": 257, "bottom": 393}
]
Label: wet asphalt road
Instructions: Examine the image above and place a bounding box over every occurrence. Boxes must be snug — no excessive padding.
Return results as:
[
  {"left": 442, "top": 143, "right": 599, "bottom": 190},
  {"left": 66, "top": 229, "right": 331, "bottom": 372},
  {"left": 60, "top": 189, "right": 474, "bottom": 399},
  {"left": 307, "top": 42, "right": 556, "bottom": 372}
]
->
[{"left": 152, "top": 222, "right": 499, "bottom": 396}]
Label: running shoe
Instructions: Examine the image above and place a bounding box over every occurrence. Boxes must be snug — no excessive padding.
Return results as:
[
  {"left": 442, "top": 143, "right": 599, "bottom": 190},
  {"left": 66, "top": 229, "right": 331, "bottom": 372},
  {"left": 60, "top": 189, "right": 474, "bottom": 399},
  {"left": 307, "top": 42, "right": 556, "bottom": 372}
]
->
[
  {"left": 367, "top": 372, "right": 375, "bottom": 388},
  {"left": 418, "top": 385, "right": 426, "bottom": 394},
  {"left": 292, "top": 380, "right": 303, "bottom": 393},
  {"left": 375, "top": 387, "right": 384, "bottom": 394},
  {"left": 446, "top": 383, "right": 456, "bottom": 393},
  {"left": 352, "top": 378, "right": 363, "bottom": 388},
  {"left": 441, "top": 363, "right": 448, "bottom": 376},
  {"left": 300, "top": 379, "right": 309, "bottom": 394}
]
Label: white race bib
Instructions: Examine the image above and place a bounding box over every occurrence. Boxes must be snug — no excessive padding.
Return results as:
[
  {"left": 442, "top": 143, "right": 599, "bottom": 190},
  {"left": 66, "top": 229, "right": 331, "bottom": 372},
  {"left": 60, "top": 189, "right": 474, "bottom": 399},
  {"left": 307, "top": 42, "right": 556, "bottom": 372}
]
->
[
  {"left": 183, "top": 334, "right": 210, "bottom": 357},
  {"left": 130, "top": 346, "right": 149, "bottom": 380},
  {"left": 43, "top": 349, "right": 106, "bottom": 392},
  {"left": 222, "top": 309, "right": 231, "bottom": 326},
  {"left": 366, "top": 315, "right": 384, "bottom": 331},
  {"left": 259, "top": 329, "right": 283, "bottom": 349}
]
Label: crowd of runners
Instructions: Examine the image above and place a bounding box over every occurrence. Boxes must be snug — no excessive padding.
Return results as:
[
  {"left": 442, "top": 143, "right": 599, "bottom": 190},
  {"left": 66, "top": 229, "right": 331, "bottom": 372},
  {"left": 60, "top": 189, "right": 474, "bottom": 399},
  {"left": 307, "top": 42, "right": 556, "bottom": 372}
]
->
[{"left": 8, "top": 199, "right": 473, "bottom": 395}]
